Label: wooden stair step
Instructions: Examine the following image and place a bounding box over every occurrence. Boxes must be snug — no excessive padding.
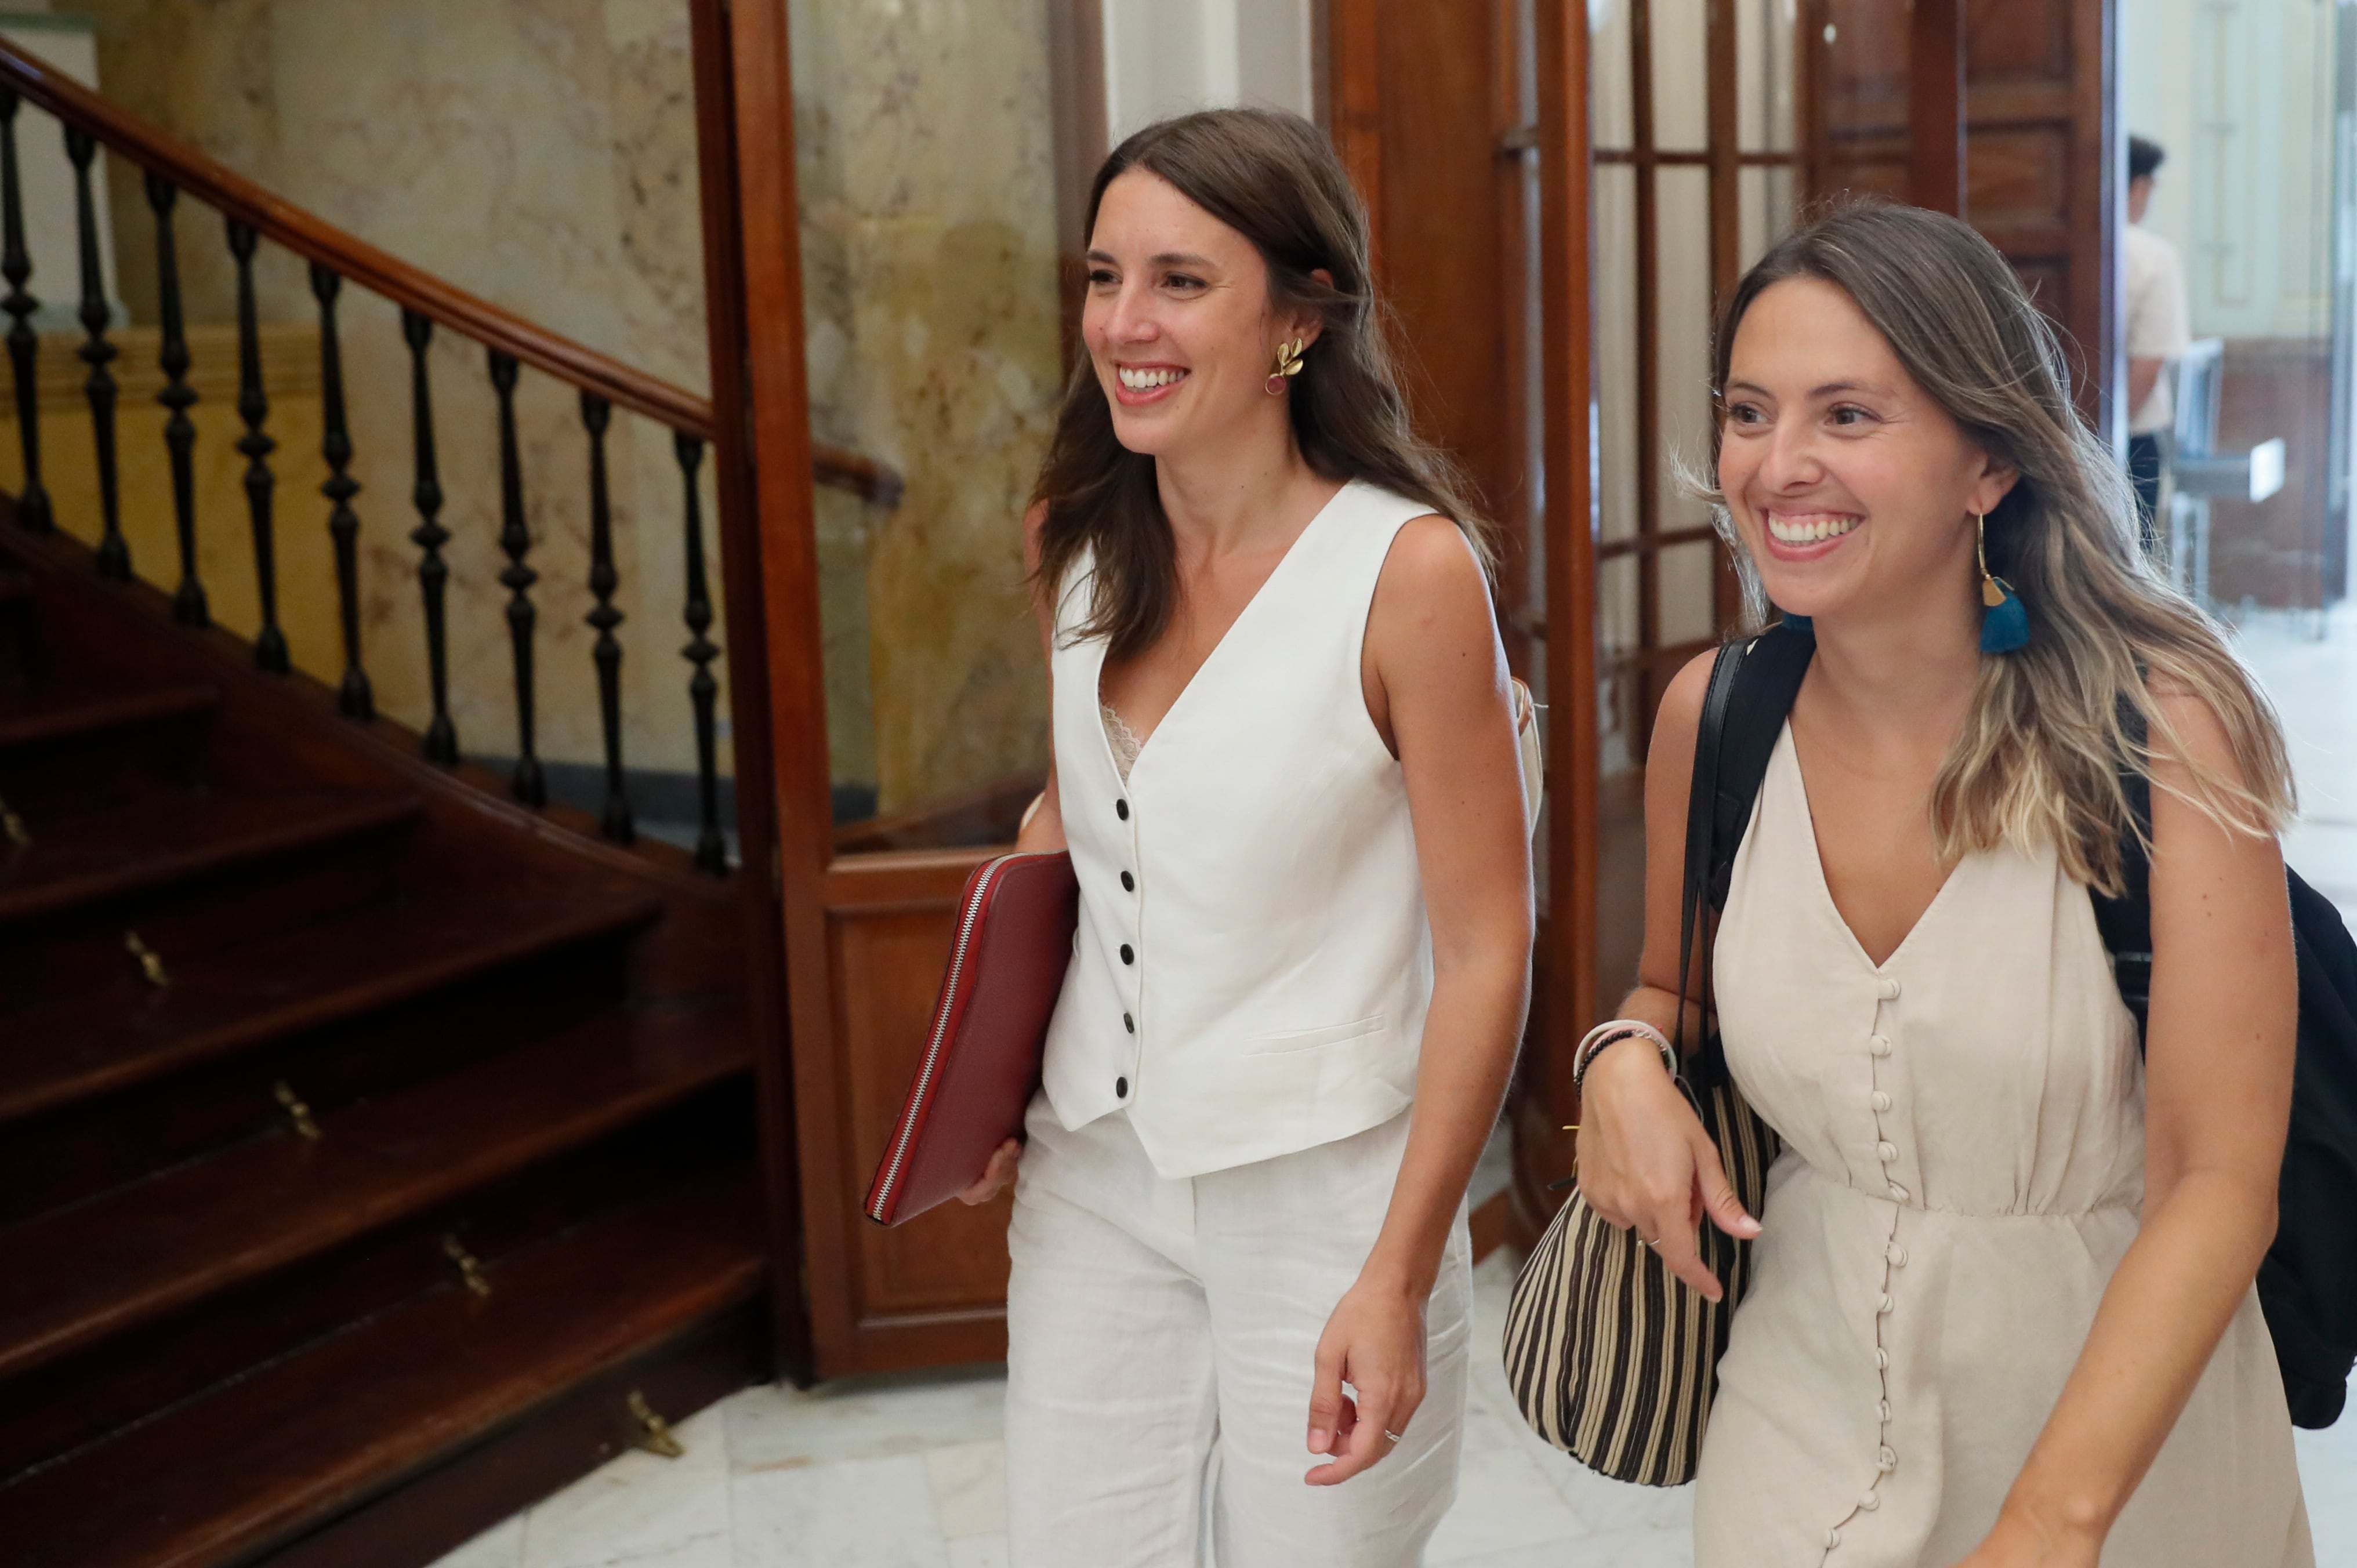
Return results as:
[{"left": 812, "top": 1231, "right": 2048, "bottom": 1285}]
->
[
  {"left": 0, "top": 679, "right": 217, "bottom": 752},
  {"left": 0, "top": 1000, "right": 749, "bottom": 1383},
  {"left": 0, "top": 1173, "right": 763, "bottom": 1568},
  {"left": 0, "top": 887, "right": 665, "bottom": 1125},
  {"left": 0, "top": 788, "right": 419, "bottom": 925}
]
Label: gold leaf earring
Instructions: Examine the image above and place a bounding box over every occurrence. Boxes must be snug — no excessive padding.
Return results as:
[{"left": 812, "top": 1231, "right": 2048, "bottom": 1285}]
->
[{"left": 1265, "top": 337, "right": 1306, "bottom": 397}]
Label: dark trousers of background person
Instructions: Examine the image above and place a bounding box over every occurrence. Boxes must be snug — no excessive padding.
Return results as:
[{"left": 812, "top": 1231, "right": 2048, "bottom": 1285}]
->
[{"left": 2129, "top": 433, "right": 2164, "bottom": 556}]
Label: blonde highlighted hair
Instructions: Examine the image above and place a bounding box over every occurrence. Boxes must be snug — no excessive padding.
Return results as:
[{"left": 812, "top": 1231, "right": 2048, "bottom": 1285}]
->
[{"left": 1704, "top": 201, "right": 2292, "bottom": 894}]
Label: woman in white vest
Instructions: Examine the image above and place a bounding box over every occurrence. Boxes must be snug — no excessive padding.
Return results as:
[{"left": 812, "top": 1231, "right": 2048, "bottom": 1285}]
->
[{"left": 953, "top": 109, "right": 1535, "bottom": 1565}]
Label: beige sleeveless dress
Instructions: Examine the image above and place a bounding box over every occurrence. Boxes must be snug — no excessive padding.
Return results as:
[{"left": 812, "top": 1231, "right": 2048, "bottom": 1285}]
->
[{"left": 1694, "top": 726, "right": 2312, "bottom": 1566}]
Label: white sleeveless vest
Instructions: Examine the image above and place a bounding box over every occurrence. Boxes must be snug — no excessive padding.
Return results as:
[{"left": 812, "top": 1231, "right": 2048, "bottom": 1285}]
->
[{"left": 1041, "top": 480, "right": 1438, "bottom": 1178}]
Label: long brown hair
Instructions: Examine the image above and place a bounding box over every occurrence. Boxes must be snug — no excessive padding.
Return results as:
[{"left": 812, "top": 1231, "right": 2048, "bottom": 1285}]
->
[
  {"left": 1702, "top": 200, "right": 2292, "bottom": 891},
  {"left": 1031, "top": 108, "right": 1492, "bottom": 660}
]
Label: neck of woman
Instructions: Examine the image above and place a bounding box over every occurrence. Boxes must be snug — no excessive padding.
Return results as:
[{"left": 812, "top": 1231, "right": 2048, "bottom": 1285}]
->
[
  {"left": 1805, "top": 588, "right": 1986, "bottom": 746},
  {"left": 1153, "top": 411, "right": 1324, "bottom": 557}
]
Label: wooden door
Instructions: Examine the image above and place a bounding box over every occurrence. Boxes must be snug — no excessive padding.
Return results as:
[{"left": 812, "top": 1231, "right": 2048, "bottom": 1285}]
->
[
  {"left": 1805, "top": 0, "right": 2121, "bottom": 433},
  {"left": 728, "top": 0, "right": 1105, "bottom": 1381}
]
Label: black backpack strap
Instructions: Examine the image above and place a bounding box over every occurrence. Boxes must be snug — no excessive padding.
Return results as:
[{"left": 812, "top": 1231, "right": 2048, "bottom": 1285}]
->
[
  {"left": 2089, "top": 701, "right": 2155, "bottom": 1041},
  {"left": 1676, "top": 620, "right": 1815, "bottom": 1089},
  {"left": 1674, "top": 642, "right": 1745, "bottom": 1086},
  {"left": 1709, "top": 622, "right": 1816, "bottom": 910}
]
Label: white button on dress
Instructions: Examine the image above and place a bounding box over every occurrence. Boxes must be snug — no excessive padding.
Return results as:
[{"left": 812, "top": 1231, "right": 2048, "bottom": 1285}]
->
[{"left": 1691, "top": 727, "right": 2311, "bottom": 1567}]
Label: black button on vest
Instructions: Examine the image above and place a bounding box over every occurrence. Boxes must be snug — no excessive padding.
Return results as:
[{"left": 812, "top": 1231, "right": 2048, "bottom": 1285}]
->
[
  {"left": 1115, "top": 1076, "right": 1129, "bottom": 1098},
  {"left": 1123, "top": 1012, "right": 1135, "bottom": 1033},
  {"left": 1121, "top": 870, "right": 1135, "bottom": 891},
  {"left": 1119, "top": 943, "right": 1134, "bottom": 965},
  {"left": 1116, "top": 799, "right": 1129, "bottom": 820}
]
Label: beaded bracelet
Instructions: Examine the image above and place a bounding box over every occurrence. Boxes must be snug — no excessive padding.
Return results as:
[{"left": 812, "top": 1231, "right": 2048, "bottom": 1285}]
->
[{"left": 1570, "top": 1018, "right": 1678, "bottom": 1094}]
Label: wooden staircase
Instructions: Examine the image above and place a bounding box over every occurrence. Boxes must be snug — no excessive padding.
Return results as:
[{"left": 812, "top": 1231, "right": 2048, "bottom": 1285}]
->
[{"left": 0, "top": 492, "right": 766, "bottom": 1563}]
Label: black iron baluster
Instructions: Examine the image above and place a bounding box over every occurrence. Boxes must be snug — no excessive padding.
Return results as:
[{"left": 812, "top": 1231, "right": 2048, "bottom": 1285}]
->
[
  {"left": 310, "top": 263, "right": 371, "bottom": 719},
  {"left": 581, "top": 393, "right": 632, "bottom": 841},
  {"left": 402, "top": 309, "right": 457, "bottom": 763},
  {"left": 227, "top": 220, "right": 287, "bottom": 673},
  {"left": 148, "top": 174, "right": 204, "bottom": 624},
  {"left": 489, "top": 349, "right": 544, "bottom": 806},
  {"left": 675, "top": 431, "right": 724, "bottom": 874},
  {"left": 0, "top": 93, "right": 50, "bottom": 534},
  {"left": 66, "top": 129, "right": 123, "bottom": 576}
]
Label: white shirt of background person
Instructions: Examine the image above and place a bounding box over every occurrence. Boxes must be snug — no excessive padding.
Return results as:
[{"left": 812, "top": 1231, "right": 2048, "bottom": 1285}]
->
[{"left": 2124, "top": 173, "right": 2191, "bottom": 437}]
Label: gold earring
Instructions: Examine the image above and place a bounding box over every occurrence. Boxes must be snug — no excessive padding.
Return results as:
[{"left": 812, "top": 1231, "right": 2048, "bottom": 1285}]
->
[{"left": 1265, "top": 337, "right": 1306, "bottom": 395}]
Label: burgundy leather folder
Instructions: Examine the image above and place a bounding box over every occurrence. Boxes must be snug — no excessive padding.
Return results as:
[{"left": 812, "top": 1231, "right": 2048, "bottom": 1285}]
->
[{"left": 865, "top": 850, "right": 1079, "bottom": 1227}]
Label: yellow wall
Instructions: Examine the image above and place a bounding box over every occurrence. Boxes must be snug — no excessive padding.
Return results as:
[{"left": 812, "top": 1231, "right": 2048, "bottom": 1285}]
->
[
  {"left": 46, "top": 0, "right": 733, "bottom": 779},
  {"left": 26, "top": 0, "right": 1061, "bottom": 812},
  {"left": 0, "top": 322, "right": 357, "bottom": 674}
]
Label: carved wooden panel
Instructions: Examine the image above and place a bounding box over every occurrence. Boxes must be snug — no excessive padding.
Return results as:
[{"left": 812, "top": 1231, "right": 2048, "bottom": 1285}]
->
[
  {"left": 1967, "top": 126, "right": 2069, "bottom": 228},
  {"left": 1965, "top": 0, "right": 2114, "bottom": 428},
  {"left": 836, "top": 902, "right": 1015, "bottom": 1323},
  {"left": 1807, "top": 0, "right": 2115, "bottom": 428},
  {"left": 815, "top": 848, "right": 1010, "bottom": 1373},
  {"left": 1964, "top": 0, "right": 2069, "bottom": 80},
  {"left": 1816, "top": 0, "right": 1910, "bottom": 197}
]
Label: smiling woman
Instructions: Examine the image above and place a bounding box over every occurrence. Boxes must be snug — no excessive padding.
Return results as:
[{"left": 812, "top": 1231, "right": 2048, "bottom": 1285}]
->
[
  {"left": 1572, "top": 200, "right": 2312, "bottom": 1567},
  {"left": 956, "top": 108, "right": 1536, "bottom": 1568}
]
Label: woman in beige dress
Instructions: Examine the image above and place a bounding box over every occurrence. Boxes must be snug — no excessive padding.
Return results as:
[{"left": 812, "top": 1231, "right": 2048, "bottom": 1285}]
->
[{"left": 1575, "top": 201, "right": 2312, "bottom": 1565}]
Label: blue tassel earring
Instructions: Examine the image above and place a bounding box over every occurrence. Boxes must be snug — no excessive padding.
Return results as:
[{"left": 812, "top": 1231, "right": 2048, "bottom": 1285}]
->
[{"left": 1977, "top": 511, "right": 2029, "bottom": 654}]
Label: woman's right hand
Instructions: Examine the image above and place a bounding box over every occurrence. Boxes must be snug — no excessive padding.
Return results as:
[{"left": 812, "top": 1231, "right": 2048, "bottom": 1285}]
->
[
  {"left": 1574, "top": 1038, "right": 1760, "bottom": 1300},
  {"left": 957, "top": 1138, "right": 1022, "bottom": 1205}
]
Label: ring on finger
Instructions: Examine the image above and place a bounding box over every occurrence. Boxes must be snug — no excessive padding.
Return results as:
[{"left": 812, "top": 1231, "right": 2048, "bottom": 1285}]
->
[
  {"left": 1642, "top": 1236, "right": 1661, "bottom": 1248},
  {"left": 1383, "top": 1428, "right": 1404, "bottom": 1444}
]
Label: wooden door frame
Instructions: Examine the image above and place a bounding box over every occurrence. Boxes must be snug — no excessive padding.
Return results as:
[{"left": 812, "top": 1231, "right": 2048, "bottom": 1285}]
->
[
  {"left": 706, "top": 0, "right": 828, "bottom": 1382},
  {"left": 686, "top": 0, "right": 807, "bottom": 1382},
  {"left": 1524, "top": 0, "right": 1600, "bottom": 1230}
]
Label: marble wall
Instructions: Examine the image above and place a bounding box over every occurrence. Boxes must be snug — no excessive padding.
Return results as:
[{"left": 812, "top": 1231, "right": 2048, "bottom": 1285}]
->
[
  {"left": 46, "top": 0, "right": 730, "bottom": 778},
  {"left": 32, "top": 0, "right": 1067, "bottom": 817},
  {"left": 790, "top": 0, "right": 1063, "bottom": 816}
]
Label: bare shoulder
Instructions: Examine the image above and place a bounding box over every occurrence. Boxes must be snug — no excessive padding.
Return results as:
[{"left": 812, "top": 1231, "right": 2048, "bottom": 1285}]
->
[
  {"left": 2146, "top": 682, "right": 2248, "bottom": 786},
  {"left": 1371, "top": 514, "right": 1493, "bottom": 636},
  {"left": 1649, "top": 649, "right": 1718, "bottom": 768}
]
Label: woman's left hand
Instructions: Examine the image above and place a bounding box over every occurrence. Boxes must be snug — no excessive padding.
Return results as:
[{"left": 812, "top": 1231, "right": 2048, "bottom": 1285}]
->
[
  {"left": 1304, "top": 1272, "right": 1429, "bottom": 1486},
  {"left": 1944, "top": 1505, "right": 2104, "bottom": 1568}
]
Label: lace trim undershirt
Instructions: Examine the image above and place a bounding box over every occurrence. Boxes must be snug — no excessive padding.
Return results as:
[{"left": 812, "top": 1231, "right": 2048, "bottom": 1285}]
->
[{"left": 1101, "top": 702, "right": 1145, "bottom": 783}]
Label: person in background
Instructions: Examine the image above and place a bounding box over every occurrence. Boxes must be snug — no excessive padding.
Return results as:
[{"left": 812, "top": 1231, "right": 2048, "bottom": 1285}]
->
[{"left": 2125, "top": 133, "right": 2191, "bottom": 549}]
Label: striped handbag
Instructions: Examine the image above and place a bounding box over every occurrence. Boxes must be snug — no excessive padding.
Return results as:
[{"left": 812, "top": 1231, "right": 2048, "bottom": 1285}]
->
[{"left": 1500, "top": 629, "right": 1807, "bottom": 1485}]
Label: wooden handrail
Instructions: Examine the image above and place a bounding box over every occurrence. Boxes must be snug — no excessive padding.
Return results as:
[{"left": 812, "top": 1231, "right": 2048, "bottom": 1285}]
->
[{"left": 0, "top": 38, "right": 901, "bottom": 506}]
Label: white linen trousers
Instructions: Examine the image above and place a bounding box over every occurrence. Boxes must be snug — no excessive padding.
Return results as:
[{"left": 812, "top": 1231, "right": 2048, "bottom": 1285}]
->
[{"left": 1005, "top": 1091, "right": 1472, "bottom": 1567}]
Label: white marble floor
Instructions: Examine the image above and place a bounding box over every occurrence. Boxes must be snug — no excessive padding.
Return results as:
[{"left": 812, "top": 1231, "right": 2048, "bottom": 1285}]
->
[
  {"left": 2235, "top": 602, "right": 2357, "bottom": 924},
  {"left": 429, "top": 1251, "right": 1687, "bottom": 1568},
  {"left": 431, "top": 1247, "right": 2357, "bottom": 1568}
]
